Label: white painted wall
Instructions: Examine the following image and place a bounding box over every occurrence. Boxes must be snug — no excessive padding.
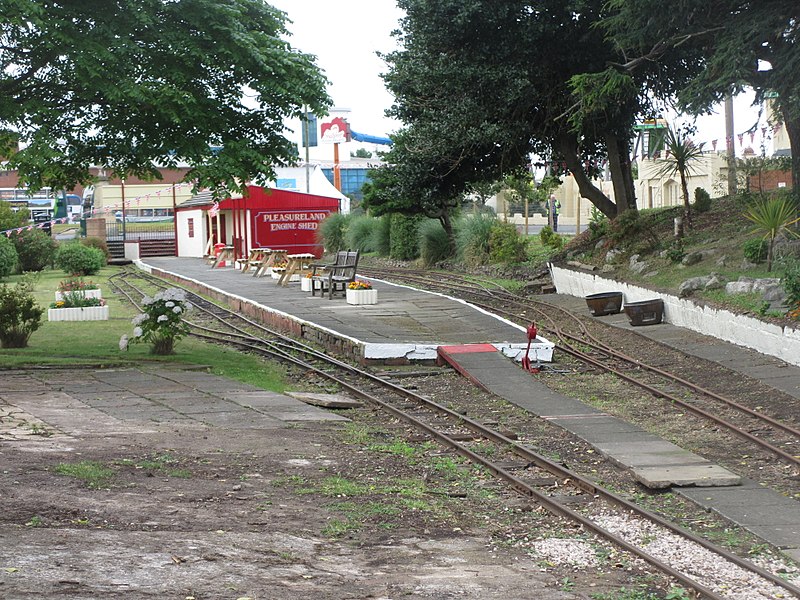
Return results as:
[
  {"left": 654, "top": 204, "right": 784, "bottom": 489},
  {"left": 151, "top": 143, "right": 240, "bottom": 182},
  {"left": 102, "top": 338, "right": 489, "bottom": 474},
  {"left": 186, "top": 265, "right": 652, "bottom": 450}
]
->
[
  {"left": 176, "top": 209, "right": 207, "bottom": 258},
  {"left": 550, "top": 265, "right": 800, "bottom": 368}
]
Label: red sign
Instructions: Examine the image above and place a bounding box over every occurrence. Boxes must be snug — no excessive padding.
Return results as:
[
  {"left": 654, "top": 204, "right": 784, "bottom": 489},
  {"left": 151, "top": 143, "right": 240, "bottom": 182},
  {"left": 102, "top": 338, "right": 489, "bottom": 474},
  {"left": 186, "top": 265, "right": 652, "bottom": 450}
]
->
[
  {"left": 320, "top": 117, "right": 350, "bottom": 144},
  {"left": 253, "top": 209, "right": 331, "bottom": 252}
]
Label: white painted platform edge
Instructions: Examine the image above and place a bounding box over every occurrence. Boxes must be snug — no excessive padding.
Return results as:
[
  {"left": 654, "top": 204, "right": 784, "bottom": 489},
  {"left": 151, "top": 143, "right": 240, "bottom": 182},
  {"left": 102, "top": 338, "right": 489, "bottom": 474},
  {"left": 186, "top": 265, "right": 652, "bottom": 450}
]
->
[{"left": 549, "top": 264, "right": 800, "bottom": 368}]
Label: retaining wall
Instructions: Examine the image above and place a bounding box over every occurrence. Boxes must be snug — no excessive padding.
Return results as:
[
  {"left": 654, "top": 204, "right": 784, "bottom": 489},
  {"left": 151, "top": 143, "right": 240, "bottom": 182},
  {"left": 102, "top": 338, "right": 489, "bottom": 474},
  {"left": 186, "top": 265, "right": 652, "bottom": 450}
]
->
[{"left": 549, "top": 264, "right": 800, "bottom": 368}]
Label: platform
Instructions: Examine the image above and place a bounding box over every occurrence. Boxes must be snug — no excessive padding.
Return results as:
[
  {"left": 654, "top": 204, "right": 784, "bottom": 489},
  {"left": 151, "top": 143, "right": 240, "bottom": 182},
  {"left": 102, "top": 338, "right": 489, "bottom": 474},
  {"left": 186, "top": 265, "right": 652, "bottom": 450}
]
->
[{"left": 140, "top": 257, "right": 554, "bottom": 364}]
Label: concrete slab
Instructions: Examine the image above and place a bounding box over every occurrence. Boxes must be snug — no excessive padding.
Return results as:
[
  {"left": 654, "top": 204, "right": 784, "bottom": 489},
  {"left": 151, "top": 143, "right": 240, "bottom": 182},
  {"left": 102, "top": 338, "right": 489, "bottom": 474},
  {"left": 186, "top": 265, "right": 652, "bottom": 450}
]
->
[{"left": 634, "top": 464, "right": 742, "bottom": 488}]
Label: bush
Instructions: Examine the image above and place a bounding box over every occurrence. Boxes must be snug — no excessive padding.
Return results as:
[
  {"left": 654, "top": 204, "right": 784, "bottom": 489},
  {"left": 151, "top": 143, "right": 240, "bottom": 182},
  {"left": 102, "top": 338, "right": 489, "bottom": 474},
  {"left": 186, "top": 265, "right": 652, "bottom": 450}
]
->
[
  {"left": 539, "top": 225, "right": 564, "bottom": 251},
  {"left": 456, "top": 214, "right": 495, "bottom": 267},
  {"left": 419, "top": 219, "right": 452, "bottom": 266},
  {"left": 663, "top": 241, "right": 686, "bottom": 263},
  {"left": 345, "top": 215, "right": 379, "bottom": 253},
  {"left": 318, "top": 212, "right": 348, "bottom": 254},
  {"left": 0, "top": 275, "right": 43, "bottom": 348},
  {"left": 0, "top": 236, "right": 18, "bottom": 279},
  {"left": 12, "top": 228, "right": 56, "bottom": 272},
  {"left": 781, "top": 258, "right": 800, "bottom": 311},
  {"left": 130, "top": 287, "right": 191, "bottom": 355},
  {"left": 743, "top": 237, "right": 769, "bottom": 263},
  {"left": 389, "top": 213, "right": 420, "bottom": 261},
  {"left": 694, "top": 187, "right": 712, "bottom": 213},
  {"left": 587, "top": 206, "right": 610, "bottom": 240},
  {"left": 489, "top": 221, "right": 527, "bottom": 263},
  {"left": 54, "top": 242, "right": 106, "bottom": 276},
  {"left": 372, "top": 215, "right": 391, "bottom": 257},
  {"left": 81, "top": 236, "right": 110, "bottom": 261}
]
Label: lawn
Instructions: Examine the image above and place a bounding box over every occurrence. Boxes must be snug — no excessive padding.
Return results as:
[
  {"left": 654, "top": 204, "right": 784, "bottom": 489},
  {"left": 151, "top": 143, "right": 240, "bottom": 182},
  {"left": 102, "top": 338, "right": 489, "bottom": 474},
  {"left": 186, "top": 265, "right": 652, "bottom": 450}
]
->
[{"left": 0, "top": 266, "right": 289, "bottom": 393}]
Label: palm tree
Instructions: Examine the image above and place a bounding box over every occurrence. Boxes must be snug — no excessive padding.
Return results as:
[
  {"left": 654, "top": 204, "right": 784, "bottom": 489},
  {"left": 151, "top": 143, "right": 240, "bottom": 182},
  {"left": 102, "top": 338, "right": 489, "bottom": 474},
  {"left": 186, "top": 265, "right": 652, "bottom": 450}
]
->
[
  {"left": 654, "top": 127, "right": 705, "bottom": 230},
  {"left": 743, "top": 195, "right": 800, "bottom": 272}
]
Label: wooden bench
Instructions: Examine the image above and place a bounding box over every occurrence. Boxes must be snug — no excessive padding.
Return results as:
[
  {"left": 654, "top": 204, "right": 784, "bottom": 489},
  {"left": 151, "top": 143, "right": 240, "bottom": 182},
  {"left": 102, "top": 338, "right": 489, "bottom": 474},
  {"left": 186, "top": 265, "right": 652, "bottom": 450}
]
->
[{"left": 310, "top": 250, "right": 360, "bottom": 299}]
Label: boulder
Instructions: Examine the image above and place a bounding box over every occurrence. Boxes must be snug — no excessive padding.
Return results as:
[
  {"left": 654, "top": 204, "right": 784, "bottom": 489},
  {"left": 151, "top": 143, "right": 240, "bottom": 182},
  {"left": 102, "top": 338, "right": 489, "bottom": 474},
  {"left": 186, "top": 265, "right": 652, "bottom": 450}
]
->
[
  {"left": 679, "top": 272, "right": 725, "bottom": 297},
  {"left": 681, "top": 252, "right": 703, "bottom": 266},
  {"left": 605, "top": 248, "right": 623, "bottom": 264}
]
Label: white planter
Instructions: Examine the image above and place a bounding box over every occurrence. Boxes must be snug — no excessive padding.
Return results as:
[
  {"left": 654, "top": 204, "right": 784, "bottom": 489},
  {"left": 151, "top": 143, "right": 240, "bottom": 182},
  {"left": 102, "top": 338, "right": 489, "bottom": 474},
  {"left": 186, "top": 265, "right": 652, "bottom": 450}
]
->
[
  {"left": 55, "top": 289, "right": 102, "bottom": 301},
  {"left": 48, "top": 305, "right": 109, "bottom": 321},
  {"left": 300, "top": 277, "right": 313, "bottom": 292},
  {"left": 346, "top": 289, "right": 378, "bottom": 305},
  {"left": 271, "top": 269, "right": 284, "bottom": 280}
]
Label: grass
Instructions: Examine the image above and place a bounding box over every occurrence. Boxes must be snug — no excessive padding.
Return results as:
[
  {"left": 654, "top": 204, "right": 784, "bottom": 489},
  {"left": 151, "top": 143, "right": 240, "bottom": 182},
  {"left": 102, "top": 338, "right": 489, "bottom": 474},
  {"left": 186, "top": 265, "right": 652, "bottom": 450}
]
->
[
  {"left": 53, "top": 460, "right": 115, "bottom": 489},
  {"left": 0, "top": 265, "right": 290, "bottom": 393}
]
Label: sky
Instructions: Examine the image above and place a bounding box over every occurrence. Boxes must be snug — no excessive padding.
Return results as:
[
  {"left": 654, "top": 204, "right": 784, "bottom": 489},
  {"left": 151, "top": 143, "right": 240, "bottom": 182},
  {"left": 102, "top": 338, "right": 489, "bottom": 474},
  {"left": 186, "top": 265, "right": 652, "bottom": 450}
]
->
[{"left": 269, "top": 0, "right": 771, "bottom": 157}]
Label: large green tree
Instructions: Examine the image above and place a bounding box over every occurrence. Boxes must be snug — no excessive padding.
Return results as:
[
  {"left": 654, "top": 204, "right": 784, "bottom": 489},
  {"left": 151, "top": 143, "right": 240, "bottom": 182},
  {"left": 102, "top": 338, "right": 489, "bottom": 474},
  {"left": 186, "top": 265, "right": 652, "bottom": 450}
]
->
[
  {"left": 0, "top": 0, "right": 330, "bottom": 194},
  {"left": 603, "top": 0, "right": 800, "bottom": 194},
  {"left": 368, "top": 0, "right": 654, "bottom": 238}
]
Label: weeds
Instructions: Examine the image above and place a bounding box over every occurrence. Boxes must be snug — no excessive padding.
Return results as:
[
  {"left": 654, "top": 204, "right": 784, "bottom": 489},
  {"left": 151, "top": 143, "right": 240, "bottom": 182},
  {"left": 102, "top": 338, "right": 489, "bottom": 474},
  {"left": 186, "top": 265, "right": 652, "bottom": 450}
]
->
[{"left": 53, "top": 460, "right": 114, "bottom": 489}]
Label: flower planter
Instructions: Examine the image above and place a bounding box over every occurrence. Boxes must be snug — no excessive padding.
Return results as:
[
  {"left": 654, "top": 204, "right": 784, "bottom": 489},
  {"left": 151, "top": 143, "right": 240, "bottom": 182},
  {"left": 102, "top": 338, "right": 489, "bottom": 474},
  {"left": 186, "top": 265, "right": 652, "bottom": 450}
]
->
[
  {"left": 48, "top": 305, "right": 110, "bottom": 321},
  {"left": 585, "top": 291, "right": 622, "bottom": 316},
  {"left": 346, "top": 289, "right": 377, "bottom": 305},
  {"left": 301, "top": 277, "right": 313, "bottom": 292},
  {"left": 623, "top": 299, "right": 664, "bottom": 326},
  {"left": 55, "top": 289, "right": 102, "bottom": 302}
]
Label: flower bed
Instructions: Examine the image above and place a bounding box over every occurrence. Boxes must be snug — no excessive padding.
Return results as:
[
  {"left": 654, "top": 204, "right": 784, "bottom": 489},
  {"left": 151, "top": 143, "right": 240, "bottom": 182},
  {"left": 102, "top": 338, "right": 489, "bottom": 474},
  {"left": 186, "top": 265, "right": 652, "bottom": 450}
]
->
[
  {"left": 48, "top": 305, "right": 109, "bottom": 321},
  {"left": 55, "top": 289, "right": 102, "bottom": 301}
]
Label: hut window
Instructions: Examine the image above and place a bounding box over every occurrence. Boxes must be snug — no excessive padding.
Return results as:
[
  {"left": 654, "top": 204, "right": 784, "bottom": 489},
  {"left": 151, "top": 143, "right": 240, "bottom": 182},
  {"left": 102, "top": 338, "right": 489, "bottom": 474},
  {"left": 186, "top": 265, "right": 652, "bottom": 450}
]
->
[{"left": 188, "top": 218, "right": 194, "bottom": 238}]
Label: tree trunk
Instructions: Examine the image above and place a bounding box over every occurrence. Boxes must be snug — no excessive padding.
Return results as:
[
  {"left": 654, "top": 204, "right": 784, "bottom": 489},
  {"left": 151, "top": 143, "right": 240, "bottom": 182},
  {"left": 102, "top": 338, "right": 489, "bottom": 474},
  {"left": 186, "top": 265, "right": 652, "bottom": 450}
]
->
[
  {"left": 784, "top": 110, "right": 800, "bottom": 196},
  {"left": 680, "top": 170, "right": 692, "bottom": 226},
  {"left": 605, "top": 133, "right": 638, "bottom": 216},
  {"left": 556, "top": 134, "right": 617, "bottom": 219},
  {"left": 439, "top": 210, "right": 456, "bottom": 255}
]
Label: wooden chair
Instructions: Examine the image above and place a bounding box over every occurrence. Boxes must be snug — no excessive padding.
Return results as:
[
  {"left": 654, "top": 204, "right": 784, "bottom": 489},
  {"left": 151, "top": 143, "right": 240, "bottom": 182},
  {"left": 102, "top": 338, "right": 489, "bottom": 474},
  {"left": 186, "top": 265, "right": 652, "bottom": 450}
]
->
[{"left": 311, "top": 250, "right": 360, "bottom": 299}]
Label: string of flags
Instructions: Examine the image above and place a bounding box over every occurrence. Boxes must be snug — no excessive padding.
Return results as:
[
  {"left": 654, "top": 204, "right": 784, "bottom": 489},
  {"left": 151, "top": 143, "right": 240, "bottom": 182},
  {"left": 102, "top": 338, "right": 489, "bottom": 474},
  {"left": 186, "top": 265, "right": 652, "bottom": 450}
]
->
[{"left": 1, "top": 182, "right": 191, "bottom": 239}]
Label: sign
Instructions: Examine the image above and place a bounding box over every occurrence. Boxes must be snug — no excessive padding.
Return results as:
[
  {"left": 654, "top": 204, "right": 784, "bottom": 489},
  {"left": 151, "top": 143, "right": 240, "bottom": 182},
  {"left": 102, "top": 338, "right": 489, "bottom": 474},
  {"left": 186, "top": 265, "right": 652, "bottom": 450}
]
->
[
  {"left": 320, "top": 117, "right": 350, "bottom": 144},
  {"left": 254, "top": 209, "right": 331, "bottom": 251}
]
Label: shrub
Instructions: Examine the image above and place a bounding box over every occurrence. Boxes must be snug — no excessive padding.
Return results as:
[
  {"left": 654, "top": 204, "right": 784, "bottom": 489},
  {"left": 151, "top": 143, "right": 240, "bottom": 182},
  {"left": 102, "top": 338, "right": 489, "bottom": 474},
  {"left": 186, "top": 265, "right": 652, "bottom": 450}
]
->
[
  {"left": 371, "top": 215, "right": 391, "bottom": 257},
  {"left": 456, "top": 214, "right": 495, "bottom": 267},
  {"left": 81, "top": 236, "right": 110, "bottom": 260},
  {"left": 781, "top": 257, "right": 800, "bottom": 312},
  {"left": 389, "top": 213, "right": 420, "bottom": 261},
  {"left": 11, "top": 228, "right": 57, "bottom": 272},
  {"left": 742, "top": 237, "right": 769, "bottom": 263},
  {"left": 345, "top": 215, "right": 379, "bottom": 253},
  {"left": 318, "top": 212, "right": 348, "bottom": 253},
  {"left": 489, "top": 221, "right": 527, "bottom": 263},
  {"left": 419, "top": 219, "right": 452, "bottom": 266},
  {"left": 0, "top": 276, "right": 43, "bottom": 348},
  {"left": 54, "top": 242, "right": 106, "bottom": 276},
  {"left": 0, "top": 236, "right": 18, "bottom": 279},
  {"left": 539, "top": 226, "right": 564, "bottom": 250},
  {"left": 130, "top": 287, "right": 192, "bottom": 355},
  {"left": 693, "top": 187, "right": 712, "bottom": 213},
  {"left": 587, "top": 206, "right": 609, "bottom": 240},
  {"left": 664, "top": 241, "right": 686, "bottom": 263}
]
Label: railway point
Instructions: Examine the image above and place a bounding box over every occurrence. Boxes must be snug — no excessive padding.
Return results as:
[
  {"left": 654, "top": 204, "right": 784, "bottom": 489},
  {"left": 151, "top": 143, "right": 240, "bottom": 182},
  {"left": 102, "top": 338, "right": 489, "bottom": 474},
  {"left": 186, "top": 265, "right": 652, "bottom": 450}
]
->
[{"left": 137, "top": 256, "right": 800, "bottom": 562}]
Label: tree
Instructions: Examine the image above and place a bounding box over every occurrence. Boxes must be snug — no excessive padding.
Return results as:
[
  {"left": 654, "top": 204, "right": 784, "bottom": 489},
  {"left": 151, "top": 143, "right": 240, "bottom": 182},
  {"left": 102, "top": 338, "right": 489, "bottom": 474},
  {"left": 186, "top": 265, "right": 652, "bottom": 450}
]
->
[
  {"left": 0, "top": 0, "right": 330, "bottom": 195},
  {"left": 371, "top": 0, "right": 652, "bottom": 235},
  {"left": 653, "top": 127, "right": 704, "bottom": 227},
  {"left": 743, "top": 196, "right": 800, "bottom": 273},
  {"left": 603, "top": 0, "right": 800, "bottom": 195}
]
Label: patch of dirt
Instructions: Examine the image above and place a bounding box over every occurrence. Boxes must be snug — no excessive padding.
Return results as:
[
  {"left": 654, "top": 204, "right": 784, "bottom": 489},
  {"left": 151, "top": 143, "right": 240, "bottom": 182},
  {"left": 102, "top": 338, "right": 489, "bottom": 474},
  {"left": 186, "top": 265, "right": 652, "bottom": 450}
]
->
[{"left": 0, "top": 368, "right": 666, "bottom": 600}]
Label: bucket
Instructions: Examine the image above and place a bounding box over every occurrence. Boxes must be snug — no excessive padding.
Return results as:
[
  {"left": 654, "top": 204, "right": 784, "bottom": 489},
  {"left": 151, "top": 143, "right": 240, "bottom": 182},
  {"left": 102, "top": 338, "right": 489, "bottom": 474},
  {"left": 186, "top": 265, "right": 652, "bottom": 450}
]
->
[
  {"left": 585, "top": 291, "right": 623, "bottom": 316},
  {"left": 623, "top": 299, "right": 664, "bottom": 326}
]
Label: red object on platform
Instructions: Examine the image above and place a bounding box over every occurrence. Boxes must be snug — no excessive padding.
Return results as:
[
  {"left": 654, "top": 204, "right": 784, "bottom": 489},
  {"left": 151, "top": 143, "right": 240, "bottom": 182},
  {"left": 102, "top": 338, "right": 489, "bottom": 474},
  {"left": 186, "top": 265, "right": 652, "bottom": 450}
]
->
[{"left": 521, "top": 322, "right": 538, "bottom": 372}]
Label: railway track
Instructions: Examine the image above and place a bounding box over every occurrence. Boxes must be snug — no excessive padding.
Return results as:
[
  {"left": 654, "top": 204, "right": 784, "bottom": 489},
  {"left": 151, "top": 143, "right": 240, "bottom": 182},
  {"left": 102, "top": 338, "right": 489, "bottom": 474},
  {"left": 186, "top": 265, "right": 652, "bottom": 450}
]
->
[
  {"left": 358, "top": 266, "right": 800, "bottom": 472},
  {"left": 109, "top": 268, "right": 800, "bottom": 599}
]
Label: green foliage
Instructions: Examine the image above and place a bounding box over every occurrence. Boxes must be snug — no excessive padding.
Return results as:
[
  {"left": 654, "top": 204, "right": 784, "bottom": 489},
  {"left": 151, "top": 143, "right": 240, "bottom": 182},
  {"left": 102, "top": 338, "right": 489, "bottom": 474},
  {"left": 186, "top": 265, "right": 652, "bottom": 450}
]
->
[
  {"left": 539, "top": 225, "right": 564, "bottom": 251},
  {"left": 781, "top": 258, "right": 800, "bottom": 312},
  {"left": 655, "top": 127, "right": 704, "bottom": 220},
  {"left": 742, "top": 238, "right": 769, "bottom": 263},
  {"left": 54, "top": 243, "right": 106, "bottom": 276},
  {"left": 418, "top": 219, "right": 452, "bottom": 266},
  {"left": 0, "top": 275, "right": 43, "bottom": 348},
  {"left": 743, "top": 194, "right": 800, "bottom": 271},
  {"left": 345, "top": 215, "right": 379, "bottom": 253},
  {"left": 81, "top": 236, "right": 110, "bottom": 261},
  {"left": 389, "top": 213, "right": 420, "bottom": 261},
  {"left": 488, "top": 221, "right": 527, "bottom": 263},
  {"left": 456, "top": 214, "right": 495, "bottom": 267},
  {"left": 130, "top": 287, "right": 191, "bottom": 355},
  {"left": 11, "top": 228, "right": 56, "bottom": 272},
  {"left": 693, "top": 187, "right": 712, "bottom": 213},
  {"left": 608, "top": 209, "right": 644, "bottom": 245},
  {"left": 0, "top": 236, "right": 19, "bottom": 278},
  {"left": 588, "top": 206, "right": 610, "bottom": 240},
  {"left": 53, "top": 461, "right": 114, "bottom": 489},
  {"left": 1, "top": 0, "right": 330, "bottom": 196},
  {"left": 0, "top": 200, "right": 29, "bottom": 231},
  {"left": 318, "top": 213, "right": 348, "bottom": 254},
  {"left": 372, "top": 215, "right": 392, "bottom": 257},
  {"left": 663, "top": 241, "right": 686, "bottom": 263}
]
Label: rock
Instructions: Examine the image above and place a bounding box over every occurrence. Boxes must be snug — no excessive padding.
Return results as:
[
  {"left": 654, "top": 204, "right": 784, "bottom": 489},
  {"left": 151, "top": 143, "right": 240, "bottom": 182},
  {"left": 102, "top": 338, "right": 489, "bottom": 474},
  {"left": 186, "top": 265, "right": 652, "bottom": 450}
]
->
[
  {"left": 753, "top": 278, "right": 784, "bottom": 302},
  {"left": 643, "top": 271, "right": 659, "bottom": 278},
  {"left": 679, "top": 273, "right": 723, "bottom": 297},
  {"left": 605, "top": 248, "right": 623, "bottom": 264},
  {"left": 704, "top": 274, "right": 725, "bottom": 290},
  {"left": 601, "top": 264, "right": 616, "bottom": 273},
  {"left": 629, "top": 254, "right": 649, "bottom": 274},
  {"left": 681, "top": 252, "right": 703, "bottom": 266},
  {"left": 715, "top": 255, "right": 727, "bottom": 267},
  {"left": 725, "top": 280, "right": 754, "bottom": 294},
  {"left": 740, "top": 258, "right": 758, "bottom": 270}
]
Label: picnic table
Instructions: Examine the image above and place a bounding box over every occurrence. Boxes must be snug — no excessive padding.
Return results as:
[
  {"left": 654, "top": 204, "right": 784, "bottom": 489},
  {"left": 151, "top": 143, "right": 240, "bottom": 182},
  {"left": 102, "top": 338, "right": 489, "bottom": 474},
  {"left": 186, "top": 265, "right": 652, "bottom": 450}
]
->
[
  {"left": 239, "top": 247, "right": 271, "bottom": 274},
  {"left": 278, "top": 253, "right": 316, "bottom": 286},
  {"left": 210, "top": 245, "right": 235, "bottom": 269},
  {"left": 252, "top": 249, "right": 288, "bottom": 278}
]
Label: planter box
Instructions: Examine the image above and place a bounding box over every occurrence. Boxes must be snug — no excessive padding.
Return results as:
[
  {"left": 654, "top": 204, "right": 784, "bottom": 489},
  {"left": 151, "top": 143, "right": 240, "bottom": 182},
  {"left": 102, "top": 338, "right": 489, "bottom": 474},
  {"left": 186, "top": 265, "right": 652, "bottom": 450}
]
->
[
  {"left": 271, "top": 269, "right": 284, "bottom": 280},
  {"left": 48, "top": 305, "right": 109, "bottom": 322},
  {"left": 300, "top": 277, "right": 313, "bottom": 292},
  {"left": 346, "top": 289, "right": 377, "bottom": 305},
  {"left": 55, "top": 289, "right": 102, "bottom": 302}
]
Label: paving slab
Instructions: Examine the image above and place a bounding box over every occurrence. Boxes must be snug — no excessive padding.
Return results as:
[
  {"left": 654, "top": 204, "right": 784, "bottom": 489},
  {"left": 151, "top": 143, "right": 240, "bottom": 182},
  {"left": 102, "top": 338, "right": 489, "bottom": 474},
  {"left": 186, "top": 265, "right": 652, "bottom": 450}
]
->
[{"left": 437, "top": 344, "right": 740, "bottom": 489}]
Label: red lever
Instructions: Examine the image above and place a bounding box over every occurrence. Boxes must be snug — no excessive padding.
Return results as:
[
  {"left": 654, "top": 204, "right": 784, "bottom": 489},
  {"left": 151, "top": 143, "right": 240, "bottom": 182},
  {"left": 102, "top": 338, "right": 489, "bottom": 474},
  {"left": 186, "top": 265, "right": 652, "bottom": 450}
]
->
[{"left": 522, "top": 322, "right": 538, "bottom": 372}]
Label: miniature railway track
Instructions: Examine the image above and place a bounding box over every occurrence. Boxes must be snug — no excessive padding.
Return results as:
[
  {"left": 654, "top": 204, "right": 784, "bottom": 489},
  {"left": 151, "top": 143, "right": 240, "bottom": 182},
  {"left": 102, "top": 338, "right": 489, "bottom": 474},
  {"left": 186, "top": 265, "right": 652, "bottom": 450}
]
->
[
  {"left": 109, "top": 268, "right": 800, "bottom": 599},
  {"left": 359, "top": 266, "right": 800, "bottom": 470}
]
